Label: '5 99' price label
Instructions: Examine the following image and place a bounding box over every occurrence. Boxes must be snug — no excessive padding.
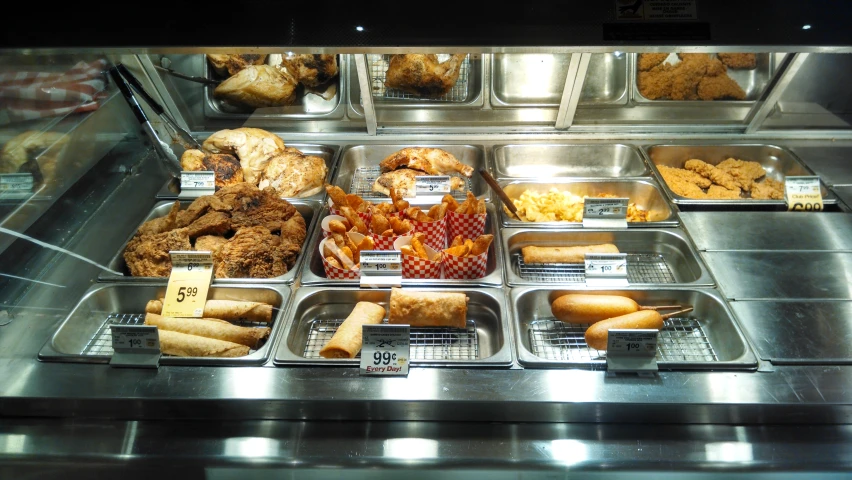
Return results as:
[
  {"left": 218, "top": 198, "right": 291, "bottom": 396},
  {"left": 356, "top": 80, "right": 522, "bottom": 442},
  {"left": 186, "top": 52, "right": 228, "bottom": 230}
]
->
[{"left": 161, "top": 251, "right": 214, "bottom": 317}]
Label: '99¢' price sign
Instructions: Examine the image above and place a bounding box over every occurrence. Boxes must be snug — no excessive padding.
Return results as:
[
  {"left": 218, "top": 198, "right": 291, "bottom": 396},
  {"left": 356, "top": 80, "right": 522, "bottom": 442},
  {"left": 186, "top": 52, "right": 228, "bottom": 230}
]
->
[{"left": 161, "top": 251, "right": 214, "bottom": 318}]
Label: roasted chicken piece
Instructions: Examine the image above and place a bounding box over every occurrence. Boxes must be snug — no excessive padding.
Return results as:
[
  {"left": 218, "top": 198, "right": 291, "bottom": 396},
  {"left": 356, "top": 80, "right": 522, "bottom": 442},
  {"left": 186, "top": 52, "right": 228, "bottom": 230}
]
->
[
  {"left": 213, "top": 64, "right": 299, "bottom": 109},
  {"left": 203, "top": 128, "right": 286, "bottom": 185},
  {"left": 0, "top": 130, "right": 69, "bottom": 185},
  {"left": 123, "top": 228, "right": 192, "bottom": 277},
  {"left": 213, "top": 226, "right": 295, "bottom": 278},
  {"left": 372, "top": 168, "right": 465, "bottom": 197},
  {"left": 258, "top": 147, "right": 328, "bottom": 198},
  {"left": 384, "top": 54, "right": 466, "bottom": 97},
  {"left": 379, "top": 147, "right": 473, "bottom": 177},
  {"left": 281, "top": 54, "right": 338, "bottom": 87},
  {"left": 180, "top": 149, "right": 245, "bottom": 190},
  {"left": 207, "top": 54, "right": 267, "bottom": 77},
  {"left": 214, "top": 183, "right": 299, "bottom": 232}
]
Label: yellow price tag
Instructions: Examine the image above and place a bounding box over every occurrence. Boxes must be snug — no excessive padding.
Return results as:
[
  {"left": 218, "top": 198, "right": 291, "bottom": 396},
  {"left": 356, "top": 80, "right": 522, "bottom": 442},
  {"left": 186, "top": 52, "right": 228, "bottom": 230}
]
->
[
  {"left": 161, "top": 251, "right": 214, "bottom": 318},
  {"left": 785, "top": 176, "right": 824, "bottom": 212}
]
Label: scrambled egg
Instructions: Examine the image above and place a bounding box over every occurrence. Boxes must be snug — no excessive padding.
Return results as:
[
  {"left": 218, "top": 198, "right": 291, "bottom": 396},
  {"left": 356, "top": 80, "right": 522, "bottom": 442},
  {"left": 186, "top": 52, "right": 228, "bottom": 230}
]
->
[{"left": 506, "top": 188, "right": 650, "bottom": 223}]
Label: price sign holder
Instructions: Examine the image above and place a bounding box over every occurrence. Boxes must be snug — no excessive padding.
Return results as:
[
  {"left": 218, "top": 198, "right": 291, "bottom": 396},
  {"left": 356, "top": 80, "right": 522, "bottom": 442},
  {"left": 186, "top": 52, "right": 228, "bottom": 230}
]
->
[
  {"left": 605, "top": 329, "right": 659, "bottom": 374},
  {"left": 583, "top": 197, "right": 629, "bottom": 228},
  {"left": 785, "top": 176, "right": 824, "bottom": 212},
  {"left": 359, "top": 250, "right": 403, "bottom": 288},
  {"left": 110, "top": 325, "right": 161, "bottom": 368},
  {"left": 585, "top": 253, "right": 629, "bottom": 287},
  {"left": 360, "top": 324, "right": 410, "bottom": 376},
  {"left": 178, "top": 170, "right": 216, "bottom": 199},
  {"left": 161, "top": 251, "right": 214, "bottom": 317},
  {"left": 405, "top": 175, "right": 452, "bottom": 204},
  {"left": 0, "top": 173, "right": 34, "bottom": 200}
]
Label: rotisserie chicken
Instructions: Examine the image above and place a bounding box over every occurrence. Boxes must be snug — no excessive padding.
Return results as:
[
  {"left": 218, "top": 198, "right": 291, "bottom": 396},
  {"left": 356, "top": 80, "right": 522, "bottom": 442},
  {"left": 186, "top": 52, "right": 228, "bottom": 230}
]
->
[
  {"left": 258, "top": 147, "right": 328, "bottom": 198},
  {"left": 213, "top": 64, "right": 299, "bottom": 109},
  {"left": 207, "top": 54, "right": 267, "bottom": 77},
  {"left": 372, "top": 168, "right": 465, "bottom": 197},
  {"left": 384, "top": 54, "right": 467, "bottom": 97},
  {"left": 202, "top": 128, "right": 286, "bottom": 185},
  {"left": 180, "top": 149, "right": 245, "bottom": 190},
  {"left": 379, "top": 147, "right": 473, "bottom": 177},
  {"left": 281, "top": 54, "right": 339, "bottom": 88}
]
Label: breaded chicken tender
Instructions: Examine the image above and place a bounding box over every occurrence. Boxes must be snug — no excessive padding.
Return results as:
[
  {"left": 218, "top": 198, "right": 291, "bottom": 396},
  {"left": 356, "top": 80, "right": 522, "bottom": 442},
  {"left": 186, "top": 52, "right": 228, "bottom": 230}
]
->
[
  {"left": 637, "top": 64, "right": 674, "bottom": 100},
  {"left": 638, "top": 53, "right": 670, "bottom": 71},
  {"left": 751, "top": 178, "right": 785, "bottom": 200},
  {"left": 684, "top": 159, "right": 740, "bottom": 190},
  {"left": 716, "top": 158, "right": 765, "bottom": 191},
  {"left": 657, "top": 165, "right": 712, "bottom": 189},
  {"left": 657, "top": 165, "right": 711, "bottom": 198},
  {"left": 707, "top": 184, "right": 743, "bottom": 199},
  {"left": 698, "top": 75, "right": 746, "bottom": 100},
  {"left": 718, "top": 53, "right": 757, "bottom": 69}
]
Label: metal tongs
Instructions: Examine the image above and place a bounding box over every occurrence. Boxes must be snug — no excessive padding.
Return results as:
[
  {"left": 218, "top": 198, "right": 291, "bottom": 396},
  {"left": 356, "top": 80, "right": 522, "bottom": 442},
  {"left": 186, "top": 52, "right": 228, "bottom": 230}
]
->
[
  {"left": 155, "top": 57, "right": 220, "bottom": 86},
  {"left": 108, "top": 64, "right": 202, "bottom": 176}
]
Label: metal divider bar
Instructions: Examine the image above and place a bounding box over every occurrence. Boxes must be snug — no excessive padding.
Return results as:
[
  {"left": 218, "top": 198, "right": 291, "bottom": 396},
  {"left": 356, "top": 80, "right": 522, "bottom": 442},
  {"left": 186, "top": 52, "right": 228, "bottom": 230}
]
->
[
  {"left": 354, "top": 54, "right": 377, "bottom": 135},
  {"left": 555, "top": 52, "right": 592, "bottom": 130},
  {"left": 744, "top": 53, "right": 810, "bottom": 134}
]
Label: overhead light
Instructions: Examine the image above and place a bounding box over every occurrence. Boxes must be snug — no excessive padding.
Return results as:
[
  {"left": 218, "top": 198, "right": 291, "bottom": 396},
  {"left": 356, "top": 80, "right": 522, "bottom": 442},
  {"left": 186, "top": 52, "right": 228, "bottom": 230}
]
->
[
  {"left": 802, "top": 24, "right": 812, "bottom": 30},
  {"left": 356, "top": 26, "right": 365, "bottom": 32}
]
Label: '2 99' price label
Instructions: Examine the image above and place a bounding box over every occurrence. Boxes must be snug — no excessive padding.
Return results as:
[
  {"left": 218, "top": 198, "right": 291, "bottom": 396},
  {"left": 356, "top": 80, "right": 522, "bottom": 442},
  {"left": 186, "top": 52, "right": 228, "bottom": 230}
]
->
[{"left": 161, "top": 251, "right": 214, "bottom": 317}]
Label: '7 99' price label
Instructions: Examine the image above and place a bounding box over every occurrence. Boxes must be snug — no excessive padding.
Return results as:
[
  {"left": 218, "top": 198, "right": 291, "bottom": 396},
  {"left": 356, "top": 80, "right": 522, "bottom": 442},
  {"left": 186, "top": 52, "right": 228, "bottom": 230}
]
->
[
  {"left": 785, "top": 176, "right": 823, "bottom": 212},
  {"left": 161, "top": 251, "right": 214, "bottom": 317}
]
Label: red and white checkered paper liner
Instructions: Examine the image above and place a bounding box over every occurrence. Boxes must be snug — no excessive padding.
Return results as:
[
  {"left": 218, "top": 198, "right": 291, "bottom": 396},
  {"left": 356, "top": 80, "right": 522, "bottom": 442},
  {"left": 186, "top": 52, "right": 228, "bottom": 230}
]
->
[
  {"left": 447, "top": 210, "right": 487, "bottom": 241},
  {"left": 318, "top": 237, "right": 360, "bottom": 280},
  {"left": 321, "top": 215, "right": 347, "bottom": 238},
  {"left": 443, "top": 251, "right": 488, "bottom": 279},
  {"left": 410, "top": 216, "right": 447, "bottom": 250},
  {"left": 394, "top": 235, "right": 443, "bottom": 279},
  {"left": 371, "top": 232, "right": 406, "bottom": 250}
]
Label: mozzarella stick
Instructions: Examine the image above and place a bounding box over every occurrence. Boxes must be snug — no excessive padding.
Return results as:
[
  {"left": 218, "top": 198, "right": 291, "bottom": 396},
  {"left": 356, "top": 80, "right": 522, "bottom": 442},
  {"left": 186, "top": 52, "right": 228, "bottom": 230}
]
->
[
  {"left": 157, "top": 329, "right": 250, "bottom": 357},
  {"left": 145, "top": 299, "right": 273, "bottom": 323},
  {"left": 521, "top": 244, "right": 620, "bottom": 264},
  {"left": 145, "top": 313, "right": 270, "bottom": 348},
  {"left": 319, "top": 302, "right": 386, "bottom": 359},
  {"left": 388, "top": 288, "right": 468, "bottom": 329}
]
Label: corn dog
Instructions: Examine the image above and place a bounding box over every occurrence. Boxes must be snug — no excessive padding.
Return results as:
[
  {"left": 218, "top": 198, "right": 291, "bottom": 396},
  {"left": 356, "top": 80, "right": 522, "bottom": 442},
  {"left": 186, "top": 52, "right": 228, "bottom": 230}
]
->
[
  {"left": 522, "top": 244, "right": 620, "bottom": 264},
  {"left": 551, "top": 294, "right": 685, "bottom": 324},
  {"left": 584, "top": 310, "right": 664, "bottom": 351}
]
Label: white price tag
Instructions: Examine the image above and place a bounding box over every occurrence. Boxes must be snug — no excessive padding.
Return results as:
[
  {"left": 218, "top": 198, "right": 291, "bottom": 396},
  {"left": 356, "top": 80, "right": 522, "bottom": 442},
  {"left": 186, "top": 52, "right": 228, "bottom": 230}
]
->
[
  {"left": 785, "top": 176, "right": 823, "bottom": 212},
  {"left": 109, "top": 325, "right": 161, "bottom": 368},
  {"left": 359, "top": 250, "right": 402, "bottom": 288},
  {"left": 585, "top": 253, "right": 629, "bottom": 287},
  {"left": 605, "top": 329, "right": 659, "bottom": 374},
  {"left": 360, "top": 324, "right": 410, "bottom": 376},
  {"left": 179, "top": 171, "right": 216, "bottom": 199},
  {"left": 0, "top": 173, "right": 34, "bottom": 200},
  {"left": 161, "top": 251, "right": 214, "bottom": 317},
  {"left": 583, "top": 197, "right": 629, "bottom": 228},
  {"left": 415, "top": 175, "right": 452, "bottom": 195}
]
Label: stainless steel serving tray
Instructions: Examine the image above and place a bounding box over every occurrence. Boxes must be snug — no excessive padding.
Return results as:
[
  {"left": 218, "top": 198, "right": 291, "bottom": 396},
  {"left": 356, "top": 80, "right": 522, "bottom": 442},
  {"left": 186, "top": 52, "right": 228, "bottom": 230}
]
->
[
  {"left": 203, "top": 54, "right": 345, "bottom": 120},
  {"left": 98, "top": 200, "right": 319, "bottom": 284},
  {"left": 491, "top": 53, "right": 629, "bottom": 108},
  {"left": 498, "top": 179, "right": 677, "bottom": 228},
  {"left": 632, "top": 53, "right": 775, "bottom": 105},
  {"left": 511, "top": 287, "right": 757, "bottom": 370},
  {"left": 491, "top": 144, "right": 649, "bottom": 179},
  {"left": 502, "top": 228, "right": 713, "bottom": 287},
  {"left": 330, "top": 144, "right": 488, "bottom": 204},
  {"left": 155, "top": 143, "right": 339, "bottom": 204},
  {"left": 300, "top": 204, "right": 503, "bottom": 287},
  {"left": 646, "top": 144, "right": 836, "bottom": 208},
  {"left": 274, "top": 287, "right": 512, "bottom": 368},
  {"left": 39, "top": 283, "right": 289, "bottom": 366}
]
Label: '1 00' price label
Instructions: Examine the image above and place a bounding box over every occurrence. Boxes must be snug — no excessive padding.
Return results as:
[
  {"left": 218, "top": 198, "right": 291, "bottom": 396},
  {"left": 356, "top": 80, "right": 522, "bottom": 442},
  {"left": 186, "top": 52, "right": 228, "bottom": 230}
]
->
[
  {"left": 359, "top": 250, "right": 402, "bottom": 274},
  {"left": 161, "top": 251, "right": 214, "bottom": 317},
  {"left": 785, "top": 176, "right": 823, "bottom": 212}
]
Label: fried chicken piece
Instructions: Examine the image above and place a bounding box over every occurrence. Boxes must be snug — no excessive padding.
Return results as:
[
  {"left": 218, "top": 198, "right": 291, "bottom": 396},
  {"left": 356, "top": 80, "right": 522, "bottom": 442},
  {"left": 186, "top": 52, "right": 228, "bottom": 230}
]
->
[
  {"left": 657, "top": 165, "right": 712, "bottom": 188},
  {"left": 677, "top": 54, "right": 728, "bottom": 76},
  {"left": 637, "top": 63, "right": 674, "bottom": 100},
  {"left": 718, "top": 53, "right": 757, "bottom": 69},
  {"left": 186, "top": 211, "right": 231, "bottom": 238},
  {"left": 194, "top": 235, "right": 228, "bottom": 255},
  {"left": 668, "top": 54, "right": 728, "bottom": 100},
  {"left": 123, "top": 228, "right": 192, "bottom": 277},
  {"left": 716, "top": 158, "right": 765, "bottom": 191},
  {"left": 214, "top": 226, "right": 290, "bottom": 278},
  {"left": 175, "top": 195, "right": 232, "bottom": 228},
  {"left": 137, "top": 201, "right": 181, "bottom": 236},
  {"left": 279, "top": 213, "right": 307, "bottom": 247},
  {"left": 215, "top": 183, "right": 298, "bottom": 232},
  {"left": 707, "top": 184, "right": 743, "bottom": 199},
  {"left": 638, "top": 53, "right": 670, "bottom": 71},
  {"left": 684, "top": 159, "right": 740, "bottom": 190},
  {"left": 751, "top": 178, "right": 785, "bottom": 200},
  {"left": 657, "top": 165, "right": 709, "bottom": 198},
  {"left": 697, "top": 75, "right": 747, "bottom": 101}
]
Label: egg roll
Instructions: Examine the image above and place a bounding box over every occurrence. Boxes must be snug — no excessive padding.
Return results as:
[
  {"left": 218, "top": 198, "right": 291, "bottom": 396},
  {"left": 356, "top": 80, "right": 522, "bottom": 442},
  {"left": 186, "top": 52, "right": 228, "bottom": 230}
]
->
[
  {"left": 157, "top": 329, "right": 250, "bottom": 357},
  {"left": 388, "top": 288, "right": 468, "bottom": 329},
  {"left": 521, "top": 244, "right": 620, "bottom": 264},
  {"left": 319, "top": 301, "right": 386, "bottom": 359},
  {"left": 145, "top": 299, "right": 273, "bottom": 323},
  {"left": 144, "top": 313, "right": 270, "bottom": 348}
]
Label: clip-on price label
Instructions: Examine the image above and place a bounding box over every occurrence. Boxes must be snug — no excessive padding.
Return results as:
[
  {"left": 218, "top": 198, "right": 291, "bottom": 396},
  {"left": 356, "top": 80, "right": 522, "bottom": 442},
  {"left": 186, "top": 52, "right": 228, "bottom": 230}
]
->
[
  {"left": 360, "top": 324, "right": 410, "bottom": 376},
  {"left": 606, "top": 329, "right": 659, "bottom": 374},
  {"left": 110, "top": 325, "right": 161, "bottom": 368},
  {"left": 406, "top": 175, "right": 452, "bottom": 203},
  {"left": 178, "top": 171, "right": 216, "bottom": 199},
  {"left": 585, "top": 253, "right": 629, "bottom": 287},
  {"left": 583, "top": 197, "right": 628, "bottom": 228},
  {"left": 359, "top": 250, "right": 403, "bottom": 288},
  {"left": 161, "top": 251, "right": 214, "bottom": 317},
  {"left": 785, "top": 176, "right": 823, "bottom": 212},
  {"left": 0, "top": 173, "right": 34, "bottom": 200}
]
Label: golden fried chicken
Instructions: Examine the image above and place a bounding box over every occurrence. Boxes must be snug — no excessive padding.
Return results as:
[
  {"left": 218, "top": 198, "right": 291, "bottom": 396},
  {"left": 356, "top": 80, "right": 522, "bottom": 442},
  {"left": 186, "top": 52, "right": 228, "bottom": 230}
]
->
[
  {"left": 707, "top": 184, "right": 743, "bottom": 199},
  {"left": 180, "top": 150, "right": 244, "bottom": 190},
  {"left": 214, "top": 226, "right": 290, "bottom": 278},
  {"left": 718, "top": 53, "right": 757, "bottom": 69},
  {"left": 281, "top": 54, "right": 339, "bottom": 87},
  {"left": 716, "top": 158, "right": 765, "bottom": 191},
  {"left": 279, "top": 214, "right": 307, "bottom": 247},
  {"left": 638, "top": 53, "right": 670, "bottom": 71},
  {"left": 637, "top": 64, "right": 674, "bottom": 100},
  {"left": 697, "top": 75, "right": 747, "bottom": 100},
  {"left": 657, "top": 165, "right": 709, "bottom": 198},
  {"left": 385, "top": 54, "right": 467, "bottom": 97},
  {"left": 123, "top": 228, "right": 192, "bottom": 277},
  {"left": 214, "top": 183, "right": 299, "bottom": 232},
  {"left": 137, "top": 201, "right": 181, "bottom": 236},
  {"left": 257, "top": 147, "right": 328, "bottom": 198},
  {"left": 751, "top": 178, "right": 785, "bottom": 200},
  {"left": 678, "top": 54, "right": 727, "bottom": 76},
  {"left": 186, "top": 211, "right": 231, "bottom": 238},
  {"left": 379, "top": 147, "right": 474, "bottom": 177},
  {"left": 194, "top": 235, "right": 228, "bottom": 255},
  {"left": 657, "top": 165, "right": 712, "bottom": 188},
  {"left": 207, "top": 54, "right": 267, "bottom": 77},
  {"left": 684, "top": 159, "right": 740, "bottom": 191},
  {"left": 176, "top": 195, "right": 231, "bottom": 228},
  {"left": 670, "top": 55, "right": 722, "bottom": 100}
]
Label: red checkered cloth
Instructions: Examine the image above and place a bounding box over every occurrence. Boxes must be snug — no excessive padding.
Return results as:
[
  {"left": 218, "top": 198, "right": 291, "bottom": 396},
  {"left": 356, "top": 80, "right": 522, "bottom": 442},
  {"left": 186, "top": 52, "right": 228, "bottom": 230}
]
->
[
  {"left": 0, "top": 59, "right": 108, "bottom": 126},
  {"left": 410, "top": 216, "right": 447, "bottom": 250},
  {"left": 447, "top": 210, "right": 487, "bottom": 241},
  {"left": 444, "top": 251, "right": 488, "bottom": 279}
]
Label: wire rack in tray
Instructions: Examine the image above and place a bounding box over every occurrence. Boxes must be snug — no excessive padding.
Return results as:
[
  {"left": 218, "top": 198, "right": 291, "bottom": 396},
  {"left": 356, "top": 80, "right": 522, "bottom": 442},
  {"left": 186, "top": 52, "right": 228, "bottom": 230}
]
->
[
  {"left": 516, "top": 253, "right": 677, "bottom": 284},
  {"left": 303, "top": 318, "right": 479, "bottom": 361},
  {"left": 349, "top": 166, "right": 472, "bottom": 201},
  {"left": 81, "top": 313, "right": 268, "bottom": 356},
  {"left": 367, "top": 54, "right": 471, "bottom": 102},
  {"left": 528, "top": 317, "right": 717, "bottom": 364}
]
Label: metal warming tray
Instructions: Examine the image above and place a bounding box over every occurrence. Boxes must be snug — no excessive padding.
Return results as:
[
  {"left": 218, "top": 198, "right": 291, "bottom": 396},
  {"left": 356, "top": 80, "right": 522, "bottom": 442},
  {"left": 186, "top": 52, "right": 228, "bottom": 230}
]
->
[
  {"left": 274, "top": 287, "right": 512, "bottom": 367},
  {"left": 498, "top": 179, "right": 677, "bottom": 228},
  {"left": 646, "top": 144, "right": 836, "bottom": 208},
  {"left": 99, "top": 200, "right": 319, "bottom": 284},
  {"left": 39, "top": 284, "right": 289, "bottom": 366},
  {"left": 330, "top": 144, "right": 488, "bottom": 204},
  {"left": 155, "top": 143, "right": 339, "bottom": 203},
  {"left": 491, "top": 53, "right": 629, "bottom": 107},
  {"left": 300, "top": 203, "right": 503, "bottom": 287},
  {"left": 491, "top": 144, "right": 649, "bottom": 179},
  {"left": 203, "top": 54, "right": 345, "bottom": 120},
  {"left": 511, "top": 287, "right": 757, "bottom": 370},
  {"left": 502, "top": 228, "right": 713, "bottom": 287},
  {"left": 633, "top": 53, "right": 775, "bottom": 104}
]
